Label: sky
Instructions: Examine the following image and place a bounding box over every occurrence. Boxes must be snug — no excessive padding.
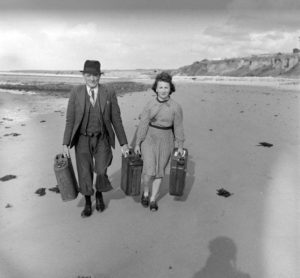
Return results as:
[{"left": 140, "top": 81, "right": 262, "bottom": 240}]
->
[{"left": 0, "top": 0, "right": 299, "bottom": 70}]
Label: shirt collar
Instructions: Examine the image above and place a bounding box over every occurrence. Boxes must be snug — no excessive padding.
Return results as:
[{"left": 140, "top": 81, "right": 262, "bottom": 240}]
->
[{"left": 86, "top": 85, "right": 98, "bottom": 95}]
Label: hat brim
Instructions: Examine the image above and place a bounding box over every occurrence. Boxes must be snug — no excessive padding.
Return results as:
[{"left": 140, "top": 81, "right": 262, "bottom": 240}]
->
[{"left": 80, "top": 70, "right": 104, "bottom": 75}]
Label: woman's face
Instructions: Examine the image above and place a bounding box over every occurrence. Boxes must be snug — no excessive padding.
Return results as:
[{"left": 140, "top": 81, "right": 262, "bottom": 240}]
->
[{"left": 156, "top": 81, "right": 171, "bottom": 100}]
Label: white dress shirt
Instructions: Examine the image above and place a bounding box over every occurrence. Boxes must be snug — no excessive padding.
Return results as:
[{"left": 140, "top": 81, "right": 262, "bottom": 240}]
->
[{"left": 86, "top": 85, "right": 98, "bottom": 106}]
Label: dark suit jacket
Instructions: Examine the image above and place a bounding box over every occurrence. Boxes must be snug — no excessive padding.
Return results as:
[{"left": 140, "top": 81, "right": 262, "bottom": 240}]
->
[{"left": 63, "top": 84, "right": 128, "bottom": 149}]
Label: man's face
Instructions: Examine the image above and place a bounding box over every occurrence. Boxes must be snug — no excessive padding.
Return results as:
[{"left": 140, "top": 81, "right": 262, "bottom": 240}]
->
[{"left": 83, "top": 73, "right": 100, "bottom": 88}]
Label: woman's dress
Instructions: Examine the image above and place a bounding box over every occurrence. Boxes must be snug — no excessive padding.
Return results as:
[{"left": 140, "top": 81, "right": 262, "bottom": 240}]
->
[{"left": 135, "top": 97, "right": 184, "bottom": 178}]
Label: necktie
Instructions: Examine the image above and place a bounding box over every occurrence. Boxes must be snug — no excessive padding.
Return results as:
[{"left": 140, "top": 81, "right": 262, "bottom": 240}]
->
[{"left": 90, "top": 89, "right": 95, "bottom": 106}]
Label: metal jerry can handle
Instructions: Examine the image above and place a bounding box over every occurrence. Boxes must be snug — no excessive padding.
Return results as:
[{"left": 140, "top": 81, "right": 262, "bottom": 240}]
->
[
  {"left": 55, "top": 150, "right": 71, "bottom": 168},
  {"left": 58, "top": 149, "right": 71, "bottom": 159},
  {"left": 125, "top": 148, "right": 142, "bottom": 161},
  {"left": 174, "top": 149, "right": 187, "bottom": 158}
]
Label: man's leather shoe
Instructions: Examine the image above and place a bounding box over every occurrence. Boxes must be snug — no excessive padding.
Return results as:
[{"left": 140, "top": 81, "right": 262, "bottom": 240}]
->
[
  {"left": 81, "top": 204, "right": 92, "bottom": 218},
  {"left": 96, "top": 193, "right": 105, "bottom": 212},
  {"left": 141, "top": 193, "right": 149, "bottom": 208}
]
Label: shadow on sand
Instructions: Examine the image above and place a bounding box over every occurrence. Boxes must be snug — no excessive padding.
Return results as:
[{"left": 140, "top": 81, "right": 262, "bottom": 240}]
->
[
  {"left": 193, "top": 237, "right": 251, "bottom": 278},
  {"left": 129, "top": 154, "right": 196, "bottom": 204},
  {"left": 129, "top": 155, "right": 195, "bottom": 204},
  {"left": 76, "top": 153, "right": 195, "bottom": 208}
]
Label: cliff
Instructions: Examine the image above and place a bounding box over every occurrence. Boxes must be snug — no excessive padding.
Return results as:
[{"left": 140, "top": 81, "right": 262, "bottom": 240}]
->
[{"left": 172, "top": 52, "right": 300, "bottom": 77}]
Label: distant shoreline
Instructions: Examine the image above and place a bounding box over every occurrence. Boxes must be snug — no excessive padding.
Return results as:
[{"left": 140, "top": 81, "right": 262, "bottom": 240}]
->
[
  {"left": 0, "top": 72, "right": 152, "bottom": 97},
  {"left": 1, "top": 73, "right": 299, "bottom": 97}
]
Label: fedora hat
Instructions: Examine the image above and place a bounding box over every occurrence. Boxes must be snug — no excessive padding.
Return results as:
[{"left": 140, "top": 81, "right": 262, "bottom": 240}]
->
[{"left": 80, "top": 60, "right": 103, "bottom": 75}]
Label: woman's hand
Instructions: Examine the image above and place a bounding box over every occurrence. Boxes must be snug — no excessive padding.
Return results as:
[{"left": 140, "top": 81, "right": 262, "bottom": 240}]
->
[
  {"left": 177, "top": 147, "right": 184, "bottom": 157},
  {"left": 134, "top": 145, "right": 141, "bottom": 155}
]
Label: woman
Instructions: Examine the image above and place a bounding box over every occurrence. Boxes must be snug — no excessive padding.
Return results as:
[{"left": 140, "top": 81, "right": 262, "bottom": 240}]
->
[{"left": 134, "top": 72, "right": 185, "bottom": 211}]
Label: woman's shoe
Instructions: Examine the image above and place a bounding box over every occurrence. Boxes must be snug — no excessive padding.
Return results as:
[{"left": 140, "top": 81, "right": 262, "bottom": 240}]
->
[
  {"left": 141, "top": 193, "right": 149, "bottom": 208},
  {"left": 149, "top": 201, "right": 158, "bottom": 211}
]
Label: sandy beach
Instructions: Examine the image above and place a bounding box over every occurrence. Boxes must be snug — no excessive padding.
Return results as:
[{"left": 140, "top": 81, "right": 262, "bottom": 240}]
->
[{"left": 0, "top": 78, "right": 299, "bottom": 278}]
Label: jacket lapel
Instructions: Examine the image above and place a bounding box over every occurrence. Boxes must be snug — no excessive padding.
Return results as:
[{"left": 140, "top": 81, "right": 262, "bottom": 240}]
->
[
  {"left": 99, "top": 84, "right": 108, "bottom": 114},
  {"left": 78, "top": 85, "right": 86, "bottom": 113}
]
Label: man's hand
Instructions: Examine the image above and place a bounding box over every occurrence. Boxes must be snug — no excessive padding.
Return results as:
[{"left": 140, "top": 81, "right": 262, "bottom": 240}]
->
[
  {"left": 121, "top": 144, "right": 130, "bottom": 157},
  {"left": 62, "top": 145, "right": 69, "bottom": 155}
]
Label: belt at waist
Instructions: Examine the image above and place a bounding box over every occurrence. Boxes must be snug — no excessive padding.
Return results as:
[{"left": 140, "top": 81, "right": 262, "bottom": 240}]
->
[
  {"left": 149, "top": 123, "right": 173, "bottom": 130},
  {"left": 80, "top": 132, "right": 101, "bottom": 137}
]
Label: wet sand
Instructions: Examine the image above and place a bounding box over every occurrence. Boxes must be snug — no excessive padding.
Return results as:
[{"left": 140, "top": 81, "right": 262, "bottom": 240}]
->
[{"left": 0, "top": 80, "right": 299, "bottom": 278}]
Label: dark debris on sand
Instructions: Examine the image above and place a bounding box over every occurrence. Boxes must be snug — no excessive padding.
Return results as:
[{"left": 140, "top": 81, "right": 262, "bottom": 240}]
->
[
  {"left": 217, "top": 188, "right": 233, "bottom": 198},
  {"left": 257, "top": 142, "right": 273, "bottom": 147},
  {"left": 48, "top": 186, "right": 60, "bottom": 193},
  {"left": 0, "top": 175, "right": 17, "bottom": 182},
  {"left": 35, "top": 188, "right": 46, "bottom": 196},
  {"left": 4, "top": 133, "right": 21, "bottom": 137},
  {"left": 5, "top": 203, "right": 13, "bottom": 208}
]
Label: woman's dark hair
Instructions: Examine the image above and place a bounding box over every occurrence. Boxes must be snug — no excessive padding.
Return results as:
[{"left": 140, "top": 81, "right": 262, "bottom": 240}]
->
[{"left": 151, "top": 72, "right": 176, "bottom": 94}]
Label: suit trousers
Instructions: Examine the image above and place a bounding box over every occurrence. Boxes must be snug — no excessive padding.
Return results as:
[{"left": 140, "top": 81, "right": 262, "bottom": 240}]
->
[{"left": 75, "top": 134, "right": 113, "bottom": 195}]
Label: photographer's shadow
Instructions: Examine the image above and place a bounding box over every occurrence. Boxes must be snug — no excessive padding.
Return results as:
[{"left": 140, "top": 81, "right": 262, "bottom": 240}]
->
[{"left": 193, "top": 237, "right": 251, "bottom": 278}]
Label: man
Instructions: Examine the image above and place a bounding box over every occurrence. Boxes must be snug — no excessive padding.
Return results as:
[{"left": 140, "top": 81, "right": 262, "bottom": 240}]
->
[{"left": 63, "top": 60, "right": 129, "bottom": 218}]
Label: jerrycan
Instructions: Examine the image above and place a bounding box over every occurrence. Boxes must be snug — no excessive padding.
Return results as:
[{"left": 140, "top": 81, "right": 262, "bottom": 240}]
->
[
  {"left": 54, "top": 151, "right": 78, "bottom": 201},
  {"left": 169, "top": 148, "right": 188, "bottom": 196},
  {"left": 121, "top": 149, "right": 143, "bottom": 196}
]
